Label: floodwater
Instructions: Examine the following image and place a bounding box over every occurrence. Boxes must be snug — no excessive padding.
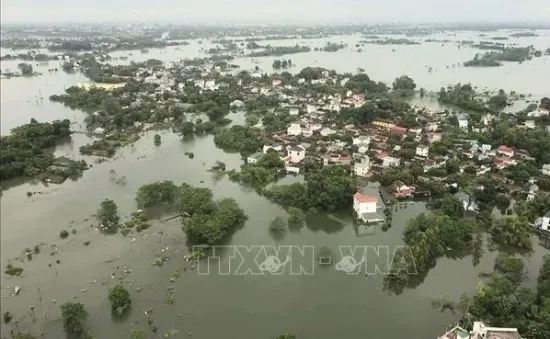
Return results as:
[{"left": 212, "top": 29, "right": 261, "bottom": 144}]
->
[{"left": 1, "top": 31, "right": 549, "bottom": 339}]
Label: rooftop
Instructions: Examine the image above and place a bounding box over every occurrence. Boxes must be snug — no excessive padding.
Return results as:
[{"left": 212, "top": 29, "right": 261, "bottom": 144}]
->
[{"left": 353, "top": 192, "right": 377, "bottom": 203}]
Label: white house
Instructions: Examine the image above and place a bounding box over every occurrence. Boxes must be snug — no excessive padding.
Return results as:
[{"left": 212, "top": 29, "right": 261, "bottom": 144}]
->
[
  {"left": 457, "top": 113, "right": 469, "bottom": 130},
  {"left": 247, "top": 152, "right": 263, "bottom": 164},
  {"left": 353, "top": 135, "right": 370, "bottom": 145},
  {"left": 272, "top": 79, "right": 282, "bottom": 87},
  {"left": 263, "top": 144, "right": 284, "bottom": 154},
  {"left": 416, "top": 145, "right": 429, "bottom": 157},
  {"left": 320, "top": 127, "right": 336, "bottom": 136},
  {"left": 287, "top": 145, "right": 306, "bottom": 163},
  {"left": 204, "top": 80, "right": 217, "bottom": 90},
  {"left": 287, "top": 123, "right": 302, "bottom": 136},
  {"left": 524, "top": 120, "right": 536, "bottom": 129},
  {"left": 357, "top": 144, "right": 369, "bottom": 154},
  {"left": 354, "top": 157, "right": 370, "bottom": 177},
  {"left": 301, "top": 128, "right": 313, "bottom": 137},
  {"left": 289, "top": 108, "right": 299, "bottom": 116},
  {"left": 285, "top": 166, "right": 300, "bottom": 174},
  {"left": 542, "top": 164, "right": 550, "bottom": 176},
  {"left": 306, "top": 104, "right": 317, "bottom": 114},
  {"left": 382, "top": 156, "right": 401, "bottom": 168},
  {"left": 353, "top": 192, "right": 380, "bottom": 223}
]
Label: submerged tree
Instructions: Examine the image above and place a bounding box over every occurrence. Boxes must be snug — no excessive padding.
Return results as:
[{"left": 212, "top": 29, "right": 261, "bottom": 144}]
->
[
  {"left": 108, "top": 284, "right": 132, "bottom": 315},
  {"left": 60, "top": 302, "right": 89, "bottom": 338},
  {"left": 154, "top": 133, "right": 161, "bottom": 146},
  {"left": 97, "top": 199, "right": 120, "bottom": 233}
]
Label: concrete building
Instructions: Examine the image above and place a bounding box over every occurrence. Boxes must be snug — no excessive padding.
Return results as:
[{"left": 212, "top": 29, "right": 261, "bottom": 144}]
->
[{"left": 287, "top": 145, "right": 306, "bottom": 163}]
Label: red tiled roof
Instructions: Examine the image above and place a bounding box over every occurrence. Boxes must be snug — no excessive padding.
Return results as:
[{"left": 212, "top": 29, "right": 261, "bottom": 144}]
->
[
  {"left": 353, "top": 192, "right": 377, "bottom": 203},
  {"left": 498, "top": 145, "right": 513, "bottom": 152}
]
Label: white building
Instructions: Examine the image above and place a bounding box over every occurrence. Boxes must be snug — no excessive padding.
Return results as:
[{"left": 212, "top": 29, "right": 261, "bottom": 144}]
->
[
  {"left": 306, "top": 104, "right": 317, "bottom": 114},
  {"left": 289, "top": 108, "right": 299, "bottom": 116},
  {"left": 353, "top": 192, "right": 377, "bottom": 214},
  {"left": 320, "top": 127, "right": 336, "bottom": 137},
  {"left": 353, "top": 135, "right": 371, "bottom": 145},
  {"left": 263, "top": 144, "right": 284, "bottom": 154},
  {"left": 287, "top": 123, "right": 302, "bottom": 136},
  {"left": 524, "top": 120, "right": 536, "bottom": 129},
  {"left": 542, "top": 164, "right": 550, "bottom": 176},
  {"left": 457, "top": 113, "right": 469, "bottom": 130},
  {"left": 354, "top": 157, "right": 370, "bottom": 177},
  {"left": 416, "top": 145, "right": 429, "bottom": 157},
  {"left": 247, "top": 152, "right": 263, "bottom": 164},
  {"left": 287, "top": 145, "right": 306, "bottom": 163},
  {"left": 382, "top": 156, "right": 400, "bottom": 168},
  {"left": 301, "top": 128, "right": 313, "bottom": 137},
  {"left": 272, "top": 79, "right": 282, "bottom": 86}
]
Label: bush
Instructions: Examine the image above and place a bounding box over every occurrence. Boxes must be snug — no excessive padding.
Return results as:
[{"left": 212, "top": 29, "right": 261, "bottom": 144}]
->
[
  {"left": 60, "top": 230, "right": 69, "bottom": 239},
  {"left": 269, "top": 216, "right": 287, "bottom": 234},
  {"left": 108, "top": 285, "right": 132, "bottom": 314}
]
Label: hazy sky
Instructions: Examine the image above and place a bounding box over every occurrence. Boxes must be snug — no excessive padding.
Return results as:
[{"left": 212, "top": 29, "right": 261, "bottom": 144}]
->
[{"left": 2, "top": 0, "right": 550, "bottom": 24}]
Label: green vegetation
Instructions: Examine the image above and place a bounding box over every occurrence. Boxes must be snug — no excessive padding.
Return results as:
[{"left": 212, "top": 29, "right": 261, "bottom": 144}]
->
[
  {"left": 445, "top": 254, "right": 550, "bottom": 338},
  {"left": 287, "top": 207, "right": 307, "bottom": 230},
  {"left": 5, "top": 264, "right": 23, "bottom": 276},
  {"left": 108, "top": 284, "right": 132, "bottom": 314},
  {"left": 17, "top": 63, "right": 33, "bottom": 75},
  {"left": 130, "top": 328, "right": 146, "bottom": 339},
  {"left": 60, "top": 302, "right": 90, "bottom": 339},
  {"left": 385, "top": 212, "right": 473, "bottom": 292},
  {"left": 60, "top": 230, "right": 70, "bottom": 239},
  {"left": 317, "top": 42, "right": 346, "bottom": 52},
  {"left": 136, "top": 181, "right": 179, "bottom": 208},
  {"left": 3, "top": 311, "right": 13, "bottom": 324},
  {"left": 247, "top": 45, "right": 311, "bottom": 57},
  {"left": 269, "top": 216, "right": 287, "bottom": 235},
  {"left": 213, "top": 125, "right": 264, "bottom": 157},
  {"left": 266, "top": 166, "right": 354, "bottom": 212},
  {"left": 437, "top": 84, "right": 493, "bottom": 113},
  {"left": 153, "top": 133, "right": 161, "bottom": 146},
  {"left": 359, "top": 38, "right": 419, "bottom": 45},
  {"left": 272, "top": 59, "right": 293, "bottom": 69},
  {"left": 97, "top": 199, "right": 120, "bottom": 233},
  {"left": 11, "top": 333, "right": 37, "bottom": 339},
  {"left": 180, "top": 184, "right": 247, "bottom": 245},
  {"left": 464, "top": 47, "right": 534, "bottom": 67},
  {"left": 227, "top": 151, "right": 285, "bottom": 188},
  {"left": 276, "top": 334, "right": 297, "bottom": 339},
  {"left": 0, "top": 119, "right": 88, "bottom": 182},
  {"left": 487, "top": 215, "right": 532, "bottom": 250}
]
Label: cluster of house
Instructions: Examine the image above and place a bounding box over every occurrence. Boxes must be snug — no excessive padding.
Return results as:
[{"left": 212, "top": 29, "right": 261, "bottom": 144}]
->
[{"left": 438, "top": 321, "right": 522, "bottom": 339}]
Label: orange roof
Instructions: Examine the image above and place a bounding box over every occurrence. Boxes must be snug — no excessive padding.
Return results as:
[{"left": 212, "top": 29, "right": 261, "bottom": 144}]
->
[{"left": 353, "top": 192, "right": 377, "bottom": 203}]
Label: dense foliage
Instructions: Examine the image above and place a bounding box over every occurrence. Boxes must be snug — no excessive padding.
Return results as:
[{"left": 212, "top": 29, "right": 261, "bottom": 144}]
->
[
  {"left": 60, "top": 302, "right": 89, "bottom": 338},
  {"left": 468, "top": 254, "right": 550, "bottom": 338},
  {"left": 265, "top": 166, "right": 355, "bottom": 212},
  {"left": 385, "top": 212, "right": 473, "bottom": 289},
  {"left": 97, "top": 199, "right": 120, "bottom": 233},
  {"left": 180, "top": 184, "right": 247, "bottom": 245},
  {"left": 213, "top": 125, "right": 264, "bottom": 156},
  {"left": 135, "top": 181, "right": 179, "bottom": 208},
  {"left": 108, "top": 284, "right": 132, "bottom": 314},
  {"left": 0, "top": 119, "right": 85, "bottom": 181}
]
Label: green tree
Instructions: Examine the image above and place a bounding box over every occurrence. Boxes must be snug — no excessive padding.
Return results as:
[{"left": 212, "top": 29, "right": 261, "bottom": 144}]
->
[
  {"left": 154, "top": 133, "right": 161, "bottom": 146},
  {"left": 269, "top": 216, "right": 287, "bottom": 234},
  {"left": 17, "top": 63, "right": 33, "bottom": 75},
  {"left": 276, "top": 334, "right": 296, "bottom": 339},
  {"left": 97, "top": 199, "right": 120, "bottom": 233},
  {"left": 489, "top": 215, "right": 532, "bottom": 250},
  {"left": 181, "top": 122, "right": 194, "bottom": 136},
  {"left": 437, "top": 195, "right": 464, "bottom": 219},
  {"left": 287, "top": 207, "right": 306, "bottom": 230},
  {"left": 60, "top": 302, "right": 89, "bottom": 338},
  {"left": 108, "top": 285, "right": 132, "bottom": 314},
  {"left": 130, "top": 328, "right": 145, "bottom": 339},
  {"left": 392, "top": 75, "right": 416, "bottom": 90},
  {"left": 136, "top": 181, "right": 178, "bottom": 208}
]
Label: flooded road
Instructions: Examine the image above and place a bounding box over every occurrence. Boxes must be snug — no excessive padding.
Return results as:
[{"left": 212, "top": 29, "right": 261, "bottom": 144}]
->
[{"left": 1, "top": 32, "right": 549, "bottom": 339}]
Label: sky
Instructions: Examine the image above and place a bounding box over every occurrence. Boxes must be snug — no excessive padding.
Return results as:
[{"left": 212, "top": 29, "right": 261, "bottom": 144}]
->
[{"left": 2, "top": 0, "right": 550, "bottom": 24}]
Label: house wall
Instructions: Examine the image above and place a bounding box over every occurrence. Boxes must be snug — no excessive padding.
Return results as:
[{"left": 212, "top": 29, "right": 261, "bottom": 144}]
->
[
  {"left": 542, "top": 217, "right": 550, "bottom": 231},
  {"left": 353, "top": 199, "right": 376, "bottom": 214},
  {"left": 288, "top": 150, "right": 305, "bottom": 163},
  {"left": 354, "top": 163, "right": 370, "bottom": 177},
  {"left": 247, "top": 157, "right": 259, "bottom": 164}
]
